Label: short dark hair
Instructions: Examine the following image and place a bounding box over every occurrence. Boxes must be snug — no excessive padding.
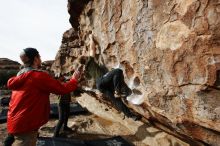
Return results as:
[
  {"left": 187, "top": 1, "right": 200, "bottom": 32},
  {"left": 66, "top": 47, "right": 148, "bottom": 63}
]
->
[{"left": 20, "top": 48, "right": 39, "bottom": 66}]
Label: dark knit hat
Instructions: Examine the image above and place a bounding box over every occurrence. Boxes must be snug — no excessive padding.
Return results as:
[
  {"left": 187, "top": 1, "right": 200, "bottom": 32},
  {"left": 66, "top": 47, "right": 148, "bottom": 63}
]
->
[
  {"left": 23, "top": 48, "right": 39, "bottom": 60},
  {"left": 20, "top": 47, "right": 39, "bottom": 66}
]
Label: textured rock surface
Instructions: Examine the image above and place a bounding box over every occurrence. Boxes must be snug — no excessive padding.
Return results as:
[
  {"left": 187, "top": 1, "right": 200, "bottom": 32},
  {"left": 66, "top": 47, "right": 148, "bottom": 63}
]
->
[
  {"left": 0, "top": 58, "right": 20, "bottom": 87},
  {"left": 41, "top": 60, "right": 55, "bottom": 77},
  {"left": 41, "top": 60, "right": 54, "bottom": 71},
  {"left": 0, "top": 58, "right": 20, "bottom": 70},
  {"left": 77, "top": 93, "right": 189, "bottom": 146},
  {"left": 52, "top": 0, "right": 220, "bottom": 145}
]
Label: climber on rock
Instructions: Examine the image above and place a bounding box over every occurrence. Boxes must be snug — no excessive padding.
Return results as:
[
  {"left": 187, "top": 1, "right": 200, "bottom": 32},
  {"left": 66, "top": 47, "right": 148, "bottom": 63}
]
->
[
  {"left": 78, "top": 32, "right": 141, "bottom": 121},
  {"left": 6, "top": 48, "right": 81, "bottom": 146}
]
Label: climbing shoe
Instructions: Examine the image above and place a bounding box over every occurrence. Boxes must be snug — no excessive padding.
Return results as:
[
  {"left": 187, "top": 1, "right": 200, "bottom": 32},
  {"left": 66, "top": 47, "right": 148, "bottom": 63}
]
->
[
  {"left": 131, "top": 115, "right": 142, "bottom": 121},
  {"left": 129, "top": 114, "right": 142, "bottom": 121}
]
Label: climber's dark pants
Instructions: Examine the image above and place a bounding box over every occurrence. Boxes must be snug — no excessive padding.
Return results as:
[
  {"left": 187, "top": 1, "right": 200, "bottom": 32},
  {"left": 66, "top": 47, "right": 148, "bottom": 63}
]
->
[
  {"left": 96, "top": 69, "right": 132, "bottom": 117},
  {"left": 4, "top": 134, "right": 14, "bottom": 146},
  {"left": 54, "top": 103, "right": 70, "bottom": 136},
  {"left": 96, "top": 69, "right": 126, "bottom": 93}
]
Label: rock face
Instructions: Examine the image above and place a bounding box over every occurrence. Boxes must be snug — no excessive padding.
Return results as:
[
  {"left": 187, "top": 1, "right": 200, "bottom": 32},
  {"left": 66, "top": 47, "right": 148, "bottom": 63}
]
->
[
  {"left": 41, "top": 60, "right": 54, "bottom": 75},
  {"left": 0, "top": 58, "right": 20, "bottom": 70},
  {"left": 52, "top": 0, "right": 220, "bottom": 145},
  {"left": 77, "top": 93, "right": 189, "bottom": 146},
  {"left": 0, "top": 58, "right": 20, "bottom": 87}
]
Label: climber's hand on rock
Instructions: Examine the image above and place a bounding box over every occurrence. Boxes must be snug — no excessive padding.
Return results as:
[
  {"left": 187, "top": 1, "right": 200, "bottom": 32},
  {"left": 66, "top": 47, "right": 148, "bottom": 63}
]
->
[
  {"left": 72, "top": 65, "right": 84, "bottom": 80},
  {"left": 72, "top": 70, "right": 81, "bottom": 81},
  {"left": 77, "top": 65, "right": 84, "bottom": 72}
]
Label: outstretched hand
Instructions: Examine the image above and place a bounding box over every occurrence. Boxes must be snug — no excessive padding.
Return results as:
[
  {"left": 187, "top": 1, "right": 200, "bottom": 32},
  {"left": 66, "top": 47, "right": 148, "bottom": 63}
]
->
[
  {"left": 72, "top": 65, "right": 84, "bottom": 81},
  {"left": 72, "top": 70, "right": 81, "bottom": 81}
]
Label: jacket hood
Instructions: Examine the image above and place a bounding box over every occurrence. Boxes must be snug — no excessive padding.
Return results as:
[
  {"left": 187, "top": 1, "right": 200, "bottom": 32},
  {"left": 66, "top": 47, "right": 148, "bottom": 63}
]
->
[
  {"left": 7, "top": 68, "right": 35, "bottom": 90},
  {"left": 17, "top": 67, "right": 37, "bottom": 76}
]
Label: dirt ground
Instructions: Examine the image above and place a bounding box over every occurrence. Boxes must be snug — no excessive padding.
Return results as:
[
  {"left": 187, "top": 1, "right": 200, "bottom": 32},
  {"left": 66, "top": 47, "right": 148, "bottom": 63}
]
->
[
  {"left": 0, "top": 93, "right": 188, "bottom": 146},
  {"left": 0, "top": 112, "right": 146, "bottom": 146},
  {"left": 0, "top": 94, "right": 145, "bottom": 146}
]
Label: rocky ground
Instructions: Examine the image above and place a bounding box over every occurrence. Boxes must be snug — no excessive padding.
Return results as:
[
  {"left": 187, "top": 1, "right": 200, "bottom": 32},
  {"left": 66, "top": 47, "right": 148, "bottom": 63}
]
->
[
  {"left": 0, "top": 112, "right": 188, "bottom": 146},
  {"left": 0, "top": 92, "right": 189, "bottom": 146},
  {"left": 0, "top": 89, "right": 10, "bottom": 146}
]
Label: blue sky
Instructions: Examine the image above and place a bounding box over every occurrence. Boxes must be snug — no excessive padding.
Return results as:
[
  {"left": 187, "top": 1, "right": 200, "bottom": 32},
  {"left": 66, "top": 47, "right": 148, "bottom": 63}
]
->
[{"left": 0, "top": 0, "right": 71, "bottom": 63}]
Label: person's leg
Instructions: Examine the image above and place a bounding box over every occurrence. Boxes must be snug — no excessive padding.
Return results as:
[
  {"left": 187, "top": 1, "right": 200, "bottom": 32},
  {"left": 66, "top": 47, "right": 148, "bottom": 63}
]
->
[
  {"left": 13, "top": 131, "right": 38, "bottom": 146},
  {"left": 99, "top": 69, "right": 132, "bottom": 96},
  {"left": 119, "top": 82, "right": 132, "bottom": 97},
  {"left": 112, "top": 69, "right": 124, "bottom": 92},
  {"left": 4, "top": 134, "right": 15, "bottom": 146},
  {"left": 97, "top": 72, "right": 140, "bottom": 121},
  {"left": 112, "top": 69, "right": 132, "bottom": 96},
  {"left": 97, "top": 72, "right": 128, "bottom": 114},
  {"left": 96, "top": 69, "right": 122, "bottom": 94},
  {"left": 53, "top": 103, "right": 65, "bottom": 137},
  {"left": 103, "top": 90, "right": 141, "bottom": 121},
  {"left": 103, "top": 90, "right": 132, "bottom": 117},
  {"left": 101, "top": 69, "right": 116, "bottom": 83},
  {"left": 63, "top": 103, "right": 72, "bottom": 131},
  {"left": 98, "top": 69, "right": 123, "bottom": 90}
]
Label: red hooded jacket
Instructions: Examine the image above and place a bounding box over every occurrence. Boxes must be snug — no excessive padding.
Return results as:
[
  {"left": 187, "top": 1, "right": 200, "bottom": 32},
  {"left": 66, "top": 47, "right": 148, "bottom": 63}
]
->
[{"left": 7, "top": 70, "right": 77, "bottom": 134}]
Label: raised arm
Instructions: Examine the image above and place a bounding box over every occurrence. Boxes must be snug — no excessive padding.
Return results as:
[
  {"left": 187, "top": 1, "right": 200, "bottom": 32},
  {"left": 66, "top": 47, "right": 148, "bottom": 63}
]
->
[{"left": 35, "top": 70, "right": 81, "bottom": 95}]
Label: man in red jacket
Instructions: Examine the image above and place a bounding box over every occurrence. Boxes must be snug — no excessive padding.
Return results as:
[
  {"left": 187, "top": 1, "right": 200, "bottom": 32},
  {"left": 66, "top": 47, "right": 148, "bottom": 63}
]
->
[{"left": 7, "top": 48, "right": 80, "bottom": 146}]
